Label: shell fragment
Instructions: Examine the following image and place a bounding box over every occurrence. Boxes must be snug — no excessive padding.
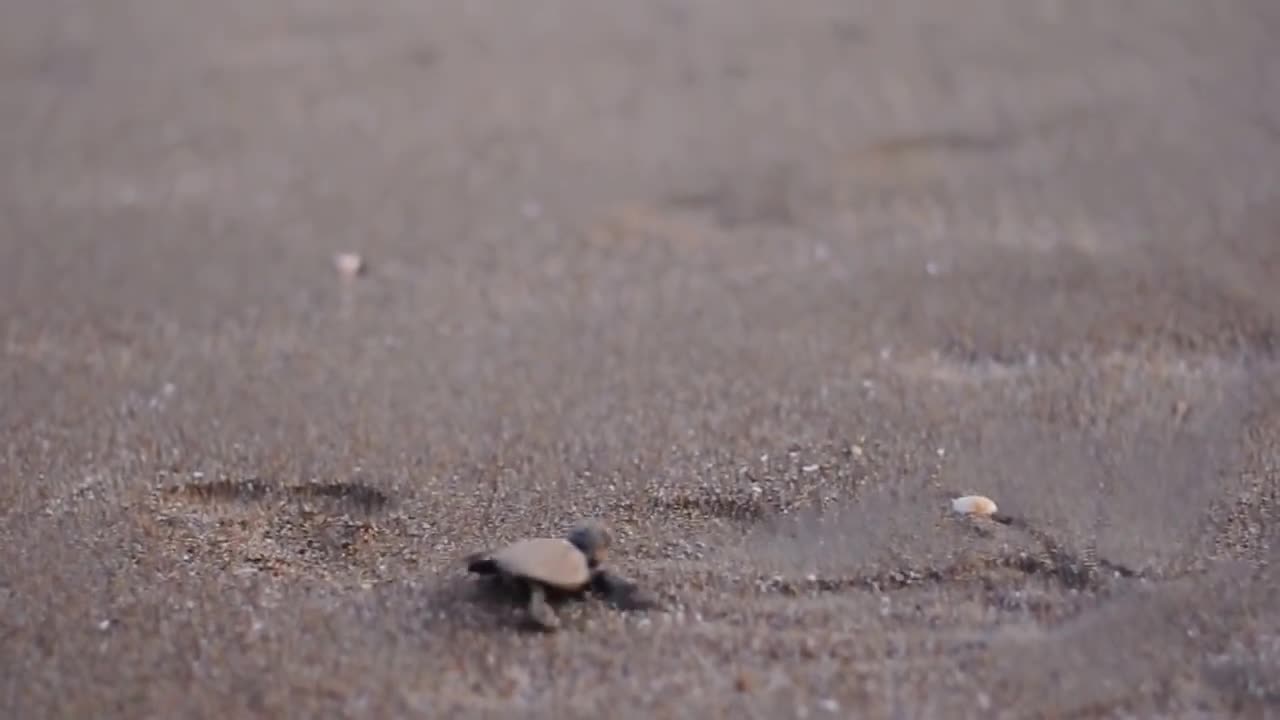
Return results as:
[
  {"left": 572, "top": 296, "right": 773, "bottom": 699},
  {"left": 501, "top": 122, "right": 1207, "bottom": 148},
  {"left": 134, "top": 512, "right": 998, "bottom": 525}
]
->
[
  {"left": 951, "top": 495, "right": 998, "bottom": 516},
  {"left": 334, "top": 252, "right": 366, "bottom": 277}
]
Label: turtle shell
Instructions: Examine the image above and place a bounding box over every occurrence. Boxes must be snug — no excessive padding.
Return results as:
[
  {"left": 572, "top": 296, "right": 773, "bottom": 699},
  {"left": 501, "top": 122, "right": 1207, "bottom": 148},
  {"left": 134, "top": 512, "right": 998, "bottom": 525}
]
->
[{"left": 490, "top": 537, "right": 592, "bottom": 590}]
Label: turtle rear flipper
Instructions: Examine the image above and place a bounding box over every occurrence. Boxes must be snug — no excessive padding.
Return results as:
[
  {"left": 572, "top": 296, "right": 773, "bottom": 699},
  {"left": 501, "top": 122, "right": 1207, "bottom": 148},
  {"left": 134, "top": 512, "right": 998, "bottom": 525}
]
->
[
  {"left": 465, "top": 553, "right": 500, "bottom": 575},
  {"left": 591, "top": 569, "right": 663, "bottom": 611}
]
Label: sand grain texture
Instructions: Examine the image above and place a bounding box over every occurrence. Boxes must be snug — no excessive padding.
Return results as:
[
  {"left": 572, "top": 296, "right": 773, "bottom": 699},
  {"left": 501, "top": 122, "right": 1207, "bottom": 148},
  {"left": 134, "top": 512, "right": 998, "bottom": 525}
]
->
[{"left": 3, "top": 1, "right": 1280, "bottom": 717}]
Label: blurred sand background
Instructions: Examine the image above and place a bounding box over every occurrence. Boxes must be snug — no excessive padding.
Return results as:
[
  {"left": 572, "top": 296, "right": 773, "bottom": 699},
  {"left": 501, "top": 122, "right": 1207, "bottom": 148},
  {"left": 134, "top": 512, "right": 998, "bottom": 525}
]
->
[{"left": 3, "top": 1, "right": 1280, "bottom": 717}]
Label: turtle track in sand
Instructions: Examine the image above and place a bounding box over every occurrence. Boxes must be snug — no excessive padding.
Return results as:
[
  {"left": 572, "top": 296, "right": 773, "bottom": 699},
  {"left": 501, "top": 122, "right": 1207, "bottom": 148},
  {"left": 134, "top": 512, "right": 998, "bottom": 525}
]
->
[{"left": 167, "top": 477, "right": 392, "bottom": 514}]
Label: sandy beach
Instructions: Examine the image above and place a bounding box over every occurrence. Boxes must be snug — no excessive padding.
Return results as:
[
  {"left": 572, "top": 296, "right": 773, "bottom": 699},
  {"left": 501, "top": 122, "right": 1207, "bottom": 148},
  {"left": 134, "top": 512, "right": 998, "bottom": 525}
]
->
[{"left": 2, "top": 1, "right": 1279, "bottom": 717}]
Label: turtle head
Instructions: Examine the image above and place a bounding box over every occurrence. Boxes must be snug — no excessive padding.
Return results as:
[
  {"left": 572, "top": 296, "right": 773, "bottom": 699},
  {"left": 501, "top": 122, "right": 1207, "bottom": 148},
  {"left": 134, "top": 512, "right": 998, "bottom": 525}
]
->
[{"left": 566, "top": 519, "right": 612, "bottom": 567}]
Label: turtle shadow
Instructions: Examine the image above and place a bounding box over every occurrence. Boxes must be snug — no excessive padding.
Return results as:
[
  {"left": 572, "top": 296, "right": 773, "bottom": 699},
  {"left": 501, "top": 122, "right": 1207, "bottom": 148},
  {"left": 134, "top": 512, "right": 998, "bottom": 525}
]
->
[
  {"left": 457, "top": 575, "right": 590, "bottom": 633},
  {"left": 455, "top": 568, "right": 664, "bottom": 633},
  {"left": 406, "top": 576, "right": 533, "bottom": 633},
  {"left": 591, "top": 568, "right": 665, "bottom": 612}
]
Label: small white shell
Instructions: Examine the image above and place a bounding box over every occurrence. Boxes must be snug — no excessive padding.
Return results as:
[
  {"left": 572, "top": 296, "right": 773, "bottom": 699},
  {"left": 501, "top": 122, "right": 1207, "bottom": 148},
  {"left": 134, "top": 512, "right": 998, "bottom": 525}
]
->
[
  {"left": 334, "top": 252, "right": 366, "bottom": 277},
  {"left": 951, "top": 495, "right": 998, "bottom": 516}
]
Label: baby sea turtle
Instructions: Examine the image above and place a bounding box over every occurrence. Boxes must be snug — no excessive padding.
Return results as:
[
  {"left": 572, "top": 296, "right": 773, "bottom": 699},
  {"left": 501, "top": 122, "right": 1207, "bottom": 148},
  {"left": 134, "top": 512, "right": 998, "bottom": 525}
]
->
[{"left": 464, "top": 520, "right": 656, "bottom": 630}]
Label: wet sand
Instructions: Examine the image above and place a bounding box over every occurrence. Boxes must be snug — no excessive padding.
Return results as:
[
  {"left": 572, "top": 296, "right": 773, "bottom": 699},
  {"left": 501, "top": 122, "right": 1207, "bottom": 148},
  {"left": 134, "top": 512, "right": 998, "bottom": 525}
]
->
[{"left": 2, "top": 1, "right": 1279, "bottom": 717}]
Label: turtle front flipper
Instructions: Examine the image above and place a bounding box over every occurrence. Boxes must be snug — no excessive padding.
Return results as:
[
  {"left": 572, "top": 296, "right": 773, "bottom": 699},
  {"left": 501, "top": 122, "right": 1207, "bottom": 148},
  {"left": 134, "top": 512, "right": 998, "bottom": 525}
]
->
[
  {"left": 590, "top": 569, "right": 663, "bottom": 611},
  {"left": 526, "top": 584, "right": 561, "bottom": 631}
]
